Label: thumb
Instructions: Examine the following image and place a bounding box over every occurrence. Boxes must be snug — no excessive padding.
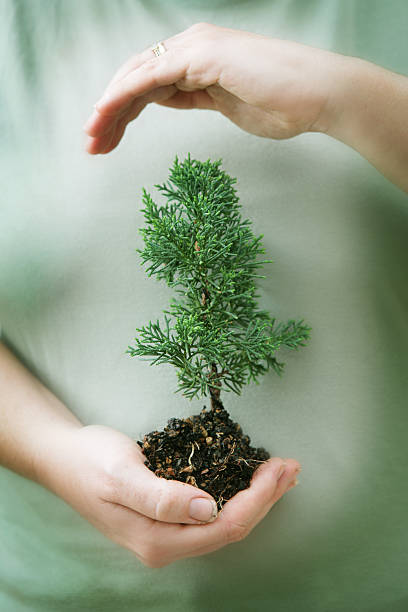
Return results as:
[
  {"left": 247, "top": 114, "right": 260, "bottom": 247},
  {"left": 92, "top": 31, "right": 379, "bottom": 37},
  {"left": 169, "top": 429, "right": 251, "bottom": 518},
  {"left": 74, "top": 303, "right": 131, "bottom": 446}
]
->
[{"left": 107, "top": 456, "right": 218, "bottom": 525}]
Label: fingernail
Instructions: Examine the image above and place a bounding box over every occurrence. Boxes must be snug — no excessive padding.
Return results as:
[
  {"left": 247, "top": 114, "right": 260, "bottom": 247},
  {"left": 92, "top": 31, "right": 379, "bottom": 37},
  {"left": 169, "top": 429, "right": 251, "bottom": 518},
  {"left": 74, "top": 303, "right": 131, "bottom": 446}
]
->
[
  {"left": 295, "top": 465, "right": 302, "bottom": 474},
  {"left": 277, "top": 462, "right": 287, "bottom": 479},
  {"left": 189, "top": 498, "right": 218, "bottom": 523}
]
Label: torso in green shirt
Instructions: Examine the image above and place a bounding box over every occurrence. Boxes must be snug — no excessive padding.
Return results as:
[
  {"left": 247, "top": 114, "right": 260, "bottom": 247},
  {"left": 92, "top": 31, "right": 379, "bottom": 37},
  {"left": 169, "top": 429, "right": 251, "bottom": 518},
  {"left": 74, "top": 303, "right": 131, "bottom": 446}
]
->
[{"left": 1, "top": 1, "right": 407, "bottom": 611}]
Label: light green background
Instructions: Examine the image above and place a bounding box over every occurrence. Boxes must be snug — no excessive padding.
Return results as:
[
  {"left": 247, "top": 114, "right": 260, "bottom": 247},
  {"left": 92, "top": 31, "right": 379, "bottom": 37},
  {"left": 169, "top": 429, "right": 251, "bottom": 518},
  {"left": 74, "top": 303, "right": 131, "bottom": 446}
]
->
[{"left": 1, "top": 1, "right": 407, "bottom": 611}]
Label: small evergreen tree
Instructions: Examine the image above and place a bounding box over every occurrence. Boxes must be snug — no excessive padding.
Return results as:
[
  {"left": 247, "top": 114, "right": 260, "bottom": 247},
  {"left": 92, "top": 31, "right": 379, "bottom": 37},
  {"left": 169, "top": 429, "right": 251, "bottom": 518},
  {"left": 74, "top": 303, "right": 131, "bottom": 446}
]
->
[{"left": 128, "top": 155, "right": 310, "bottom": 409}]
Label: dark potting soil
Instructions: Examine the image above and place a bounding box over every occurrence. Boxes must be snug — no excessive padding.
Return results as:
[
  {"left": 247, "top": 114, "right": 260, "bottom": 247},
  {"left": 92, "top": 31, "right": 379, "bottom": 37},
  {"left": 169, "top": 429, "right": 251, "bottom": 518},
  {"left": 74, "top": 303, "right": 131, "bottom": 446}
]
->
[{"left": 137, "top": 398, "right": 270, "bottom": 511}]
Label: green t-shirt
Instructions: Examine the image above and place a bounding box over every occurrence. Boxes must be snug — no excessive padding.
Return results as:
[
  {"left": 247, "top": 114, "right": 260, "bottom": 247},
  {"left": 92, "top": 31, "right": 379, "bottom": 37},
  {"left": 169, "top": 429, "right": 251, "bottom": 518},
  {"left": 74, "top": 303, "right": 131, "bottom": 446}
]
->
[{"left": 1, "top": 1, "right": 407, "bottom": 611}]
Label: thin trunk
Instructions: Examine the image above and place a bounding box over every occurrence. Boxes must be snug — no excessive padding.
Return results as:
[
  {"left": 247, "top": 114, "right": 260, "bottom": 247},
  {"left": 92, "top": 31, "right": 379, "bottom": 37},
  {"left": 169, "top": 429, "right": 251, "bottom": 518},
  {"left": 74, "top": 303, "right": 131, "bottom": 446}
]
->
[{"left": 209, "top": 363, "right": 222, "bottom": 411}]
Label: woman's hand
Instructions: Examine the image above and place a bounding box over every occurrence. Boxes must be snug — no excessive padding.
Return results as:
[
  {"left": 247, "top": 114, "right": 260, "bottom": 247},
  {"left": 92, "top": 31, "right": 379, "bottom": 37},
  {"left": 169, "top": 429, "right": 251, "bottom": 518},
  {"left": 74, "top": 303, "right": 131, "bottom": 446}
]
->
[
  {"left": 83, "top": 23, "right": 337, "bottom": 154},
  {"left": 45, "top": 423, "right": 300, "bottom": 568},
  {"left": 0, "top": 342, "right": 301, "bottom": 569},
  {"left": 83, "top": 22, "right": 408, "bottom": 193}
]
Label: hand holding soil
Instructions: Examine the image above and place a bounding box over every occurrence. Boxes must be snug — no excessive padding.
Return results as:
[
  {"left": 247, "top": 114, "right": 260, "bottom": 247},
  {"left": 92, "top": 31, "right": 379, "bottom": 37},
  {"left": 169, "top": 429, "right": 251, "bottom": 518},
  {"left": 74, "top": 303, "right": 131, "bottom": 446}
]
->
[
  {"left": 0, "top": 342, "right": 299, "bottom": 570},
  {"left": 44, "top": 423, "right": 300, "bottom": 568}
]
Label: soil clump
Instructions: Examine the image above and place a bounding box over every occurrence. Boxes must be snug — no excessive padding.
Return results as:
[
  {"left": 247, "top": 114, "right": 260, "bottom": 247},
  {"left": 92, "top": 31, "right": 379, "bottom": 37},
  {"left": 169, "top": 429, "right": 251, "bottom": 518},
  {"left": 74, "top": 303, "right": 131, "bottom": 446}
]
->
[{"left": 138, "top": 398, "right": 270, "bottom": 511}]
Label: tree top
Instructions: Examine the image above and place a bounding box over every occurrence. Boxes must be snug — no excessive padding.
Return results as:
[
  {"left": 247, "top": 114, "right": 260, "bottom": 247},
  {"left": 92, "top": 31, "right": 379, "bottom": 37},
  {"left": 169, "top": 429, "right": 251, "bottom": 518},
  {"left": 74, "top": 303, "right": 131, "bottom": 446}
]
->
[{"left": 128, "top": 155, "right": 310, "bottom": 401}]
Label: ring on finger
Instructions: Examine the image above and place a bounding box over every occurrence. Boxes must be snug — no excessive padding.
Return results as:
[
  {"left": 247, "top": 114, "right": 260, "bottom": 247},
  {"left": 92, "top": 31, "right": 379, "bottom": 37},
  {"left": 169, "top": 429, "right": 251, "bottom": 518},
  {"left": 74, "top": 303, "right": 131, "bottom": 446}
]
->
[{"left": 151, "top": 41, "right": 167, "bottom": 58}]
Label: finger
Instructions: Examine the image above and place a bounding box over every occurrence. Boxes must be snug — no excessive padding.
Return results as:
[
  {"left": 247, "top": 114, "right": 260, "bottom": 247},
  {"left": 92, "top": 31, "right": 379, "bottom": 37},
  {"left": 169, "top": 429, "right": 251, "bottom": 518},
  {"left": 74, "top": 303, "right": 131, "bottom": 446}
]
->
[
  {"left": 86, "top": 85, "right": 178, "bottom": 154},
  {"left": 91, "top": 83, "right": 177, "bottom": 141},
  {"left": 84, "top": 28, "right": 221, "bottom": 149},
  {"left": 106, "top": 51, "right": 149, "bottom": 88},
  {"left": 98, "top": 119, "right": 128, "bottom": 155},
  {"left": 94, "top": 48, "right": 189, "bottom": 118},
  {"left": 140, "top": 457, "right": 289, "bottom": 565},
  {"left": 85, "top": 109, "right": 137, "bottom": 155},
  {"left": 83, "top": 105, "right": 130, "bottom": 138},
  {"left": 106, "top": 28, "right": 190, "bottom": 88},
  {"left": 83, "top": 46, "right": 165, "bottom": 138},
  {"left": 104, "top": 455, "right": 218, "bottom": 525},
  {"left": 120, "top": 457, "right": 299, "bottom": 567},
  {"left": 246, "top": 458, "right": 301, "bottom": 525},
  {"left": 84, "top": 32, "right": 183, "bottom": 135},
  {"left": 174, "top": 461, "right": 301, "bottom": 563},
  {"left": 216, "top": 457, "right": 299, "bottom": 530},
  {"left": 171, "top": 458, "right": 301, "bottom": 562},
  {"left": 98, "top": 110, "right": 135, "bottom": 154},
  {"left": 85, "top": 120, "right": 118, "bottom": 155}
]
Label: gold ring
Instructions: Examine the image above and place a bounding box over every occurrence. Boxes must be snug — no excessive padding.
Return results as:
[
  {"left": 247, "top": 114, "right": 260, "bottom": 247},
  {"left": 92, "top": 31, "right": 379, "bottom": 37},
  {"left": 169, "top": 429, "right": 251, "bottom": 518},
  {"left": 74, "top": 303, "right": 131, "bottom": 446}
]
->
[{"left": 152, "top": 42, "right": 166, "bottom": 58}]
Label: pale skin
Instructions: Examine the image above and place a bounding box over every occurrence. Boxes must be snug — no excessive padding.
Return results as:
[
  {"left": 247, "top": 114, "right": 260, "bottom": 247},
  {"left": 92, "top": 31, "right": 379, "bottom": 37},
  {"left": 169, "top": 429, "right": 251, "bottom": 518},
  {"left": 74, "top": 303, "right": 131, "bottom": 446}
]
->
[
  {"left": 84, "top": 23, "right": 408, "bottom": 193},
  {"left": 0, "top": 340, "right": 300, "bottom": 568}
]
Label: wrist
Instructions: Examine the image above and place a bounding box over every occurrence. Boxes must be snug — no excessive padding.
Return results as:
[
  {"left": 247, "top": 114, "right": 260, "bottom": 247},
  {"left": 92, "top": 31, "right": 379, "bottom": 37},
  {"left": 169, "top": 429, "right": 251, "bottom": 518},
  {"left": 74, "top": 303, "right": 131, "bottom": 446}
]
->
[
  {"left": 317, "top": 54, "right": 381, "bottom": 142},
  {"left": 310, "top": 53, "right": 357, "bottom": 137},
  {"left": 316, "top": 54, "right": 408, "bottom": 191},
  {"left": 32, "top": 411, "right": 84, "bottom": 497}
]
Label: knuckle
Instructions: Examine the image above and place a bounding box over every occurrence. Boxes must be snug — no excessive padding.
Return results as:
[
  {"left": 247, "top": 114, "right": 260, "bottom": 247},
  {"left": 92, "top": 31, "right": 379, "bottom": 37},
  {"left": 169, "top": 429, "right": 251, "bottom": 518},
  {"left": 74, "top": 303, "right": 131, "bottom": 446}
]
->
[
  {"left": 141, "top": 59, "right": 160, "bottom": 85},
  {"left": 99, "top": 452, "right": 135, "bottom": 502},
  {"left": 223, "top": 519, "right": 251, "bottom": 544},
  {"left": 138, "top": 543, "right": 166, "bottom": 569},
  {"left": 154, "top": 481, "right": 178, "bottom": 521},
  {"left": 143, "top": 57, "right": 157, "bottom": 69},
  {"left": 99, "top": 463, "right": 123, "bottom": 501}
]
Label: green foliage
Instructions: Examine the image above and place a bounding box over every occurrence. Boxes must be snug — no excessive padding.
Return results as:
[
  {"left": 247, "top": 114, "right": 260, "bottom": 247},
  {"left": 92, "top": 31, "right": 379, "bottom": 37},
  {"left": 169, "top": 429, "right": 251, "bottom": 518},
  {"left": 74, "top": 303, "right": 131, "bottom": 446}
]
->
[{"left": 128, "top": 155, "right": 310, "bottom": 399}]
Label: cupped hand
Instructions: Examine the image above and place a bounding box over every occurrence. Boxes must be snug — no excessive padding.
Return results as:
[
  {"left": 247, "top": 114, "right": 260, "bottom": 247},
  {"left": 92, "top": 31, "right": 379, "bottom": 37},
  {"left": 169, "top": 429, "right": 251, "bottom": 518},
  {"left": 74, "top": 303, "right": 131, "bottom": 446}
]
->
[
  {"left": 83, "top": 23, "right": 340, "bottom": 154},
  {"left": 48, "top": 424, "right": 300, "bottom": 568}
]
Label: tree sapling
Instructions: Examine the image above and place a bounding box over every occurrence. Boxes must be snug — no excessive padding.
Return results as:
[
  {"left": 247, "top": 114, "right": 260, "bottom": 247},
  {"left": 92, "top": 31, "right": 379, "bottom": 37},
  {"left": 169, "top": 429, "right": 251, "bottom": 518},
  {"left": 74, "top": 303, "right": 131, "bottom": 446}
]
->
[{"left": 128, "top": 156, "right": 310, "bottom": 510}]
